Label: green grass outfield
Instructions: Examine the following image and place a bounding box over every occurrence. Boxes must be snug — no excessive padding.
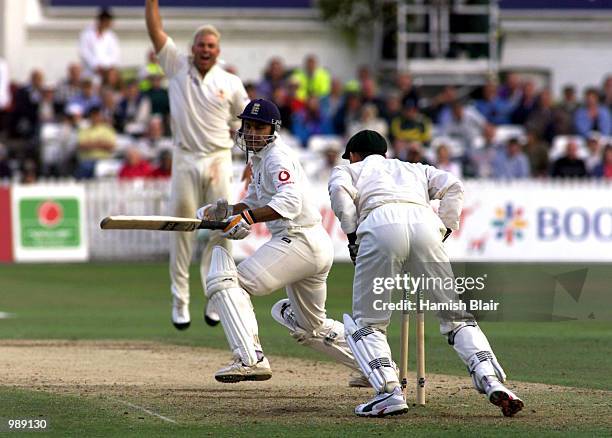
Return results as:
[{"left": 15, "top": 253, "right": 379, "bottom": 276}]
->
[{"left": 1, "top": 262, "right": 611, "bottom": 436}]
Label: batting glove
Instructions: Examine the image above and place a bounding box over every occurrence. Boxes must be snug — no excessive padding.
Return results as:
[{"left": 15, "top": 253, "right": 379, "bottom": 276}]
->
[
  {"left": 196, "top": 198, "right": 230, "bottom": 221},
  {"left": 347, "top": 232, "right": 359, "bottom": 265},
  {"left": 222, "top": 211, "right": 255, "bottom": 240}
]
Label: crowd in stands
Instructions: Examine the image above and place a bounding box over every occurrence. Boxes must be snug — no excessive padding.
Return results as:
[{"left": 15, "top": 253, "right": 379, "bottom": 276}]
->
[{"left": 1, "top": 10, "right": 612, "bottom": 183}]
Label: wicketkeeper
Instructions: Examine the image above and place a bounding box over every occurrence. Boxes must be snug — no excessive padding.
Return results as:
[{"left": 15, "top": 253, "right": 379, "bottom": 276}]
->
[
  {"left": 196, "top": 99, "right": 365, "bottom": 385},
  {"left": 329, "top": 130, "right": 524, "bottom": 417}
]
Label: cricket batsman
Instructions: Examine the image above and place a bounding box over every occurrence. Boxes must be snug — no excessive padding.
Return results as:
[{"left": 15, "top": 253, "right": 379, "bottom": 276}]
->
[
  {"left": 196, "top": 99, "right": 365, "bottom": 385},
  {"left": 328, "top": 130, "right": 524, "bottom": 417},
  {"left": 145, "top": 0, "right": 248, "bottom": 330}
]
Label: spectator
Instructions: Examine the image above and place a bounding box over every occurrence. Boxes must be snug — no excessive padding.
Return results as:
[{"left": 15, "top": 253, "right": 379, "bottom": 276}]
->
[
  {"left": 291, "top": 54, "right": 331, "bottom": 102},
  {"left": 525, "top": 88, "right": 572, "bottom": 144},
  {"left": 0, "top": 143, "right": 12, "bottom": 179},
  {"left": 257, "top": 57, "right": 287, "bottom": 100},
  {"left": 438, "top": 100, "right": 487, "bottom": 151},
  {"left": 139, "top": 50, "right": 164, "bottom": 92},
  {"left": 10, "top": 69, "right": 45, "bottom": 140},
  {"left": 40, "top": 109, "right": 82, "bottom": 177},
  {"left": 79, "top": 8, "right": 120, "bottom": 78},
  {"left": 474, "top": 81, "right": 512, "bottom": 125},
  {"left": 151, "top": 149, "right": 172, "bottom": 178},
  {"left": 584, "top": 132, "right": 603, "bottom": 175},
  {"left": 394, "top": 140, "right": 430, "bottom": 164},
  {"left": 434, "top": 144, "right": 462, "bottom": 177},
  {"left": 523, "top": 131, "right": 549, "bottom": 178},
  {"left": 360, "top": 77, "right": 385, "bottom": 115},
  {"left": 67, "top": 77, "right": 101, "bottom": 117},
  {"left": 135, "top": 116, "right": 172, "bottom": 159},
  {"left": 559, "top": 84, "right": 579, "bottom": 114},
  {"left": 118, "top": 147, "right": 153, "bottom": 179},
  {"left": 115, "top": 79, "right": 150, "bottom": 134},
  {"left": 381, "top": 91, "right": 402, "bottom": 128},
  {"left": 469, "top": 124, "right": 499, "bottom": 178},
  {"left": 592, "top": 144, "right": 612, "bottom": 179},
  {"left": 491, "top": 137, "right": 530, "bottom": 179},
  {"left": 99, "top": 87, "right": 118, "bottom": 125},
  {"left": 498, "top": 72, "right": 522, "bottom": 110},
  {"left": 347, "top": 104, "right": 388, "bottom": 140},
  {"left": 427, "top": 85, "right": 457, "bottom": 122},
  {"left": 333, "top": 91, "right": 362, "bottom": 135},
  {"left": 0, "top": 56, "right": 8, "bottom": 135},
  {"left": 510, "top": 80, "right": 538, "bottom": 125},
  {"left": 102, "top": 67, "right": 123, "bottom": 97},
  {"left": 550, "top": 139, "right": 587, "bottom": 178},
  {"left": 356, "top": 65, "right": 376, "bottom": 91},
  {"left": 75, "top": 106, "right": 117, "bottom": 179},
  {"left": 38, "top": 85, "right": 57, "bottom": 124},
  {"left": 145, "top": 73, "right": 170, "bottom": 119},
  {"left": 390, "top": 99, "right": 431, "bottom": 145},
  {"left": 55, "top": 64, "right": 83, "bottom": 111},
  {"left": 291, "top": 96, "right": 333, "bottom": 147},
  {"left": 396, "top": 71, "right": 420, "bottom": 108},
  {"left": 244, "top": 82, "right": 257, "bottom": 100},
  {"left": 320, "top": 78, "right": 344, "bottom": 123},
  {"left": 575, "top": 88, "right": 611, "bottom": 137},
  {"left": 271, "top": 87, "right": 293, "bottom": 132},
  {"left": 20, "top": 158, "right": 38, "bottom": 184},
  {"left": 602, "top": 75, "right": 612, "bottom": 112}
]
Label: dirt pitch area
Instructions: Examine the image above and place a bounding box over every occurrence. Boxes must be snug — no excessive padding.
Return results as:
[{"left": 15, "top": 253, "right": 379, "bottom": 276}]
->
[{"left": 1, "top": 340, "right": 611, "bottom": 432}]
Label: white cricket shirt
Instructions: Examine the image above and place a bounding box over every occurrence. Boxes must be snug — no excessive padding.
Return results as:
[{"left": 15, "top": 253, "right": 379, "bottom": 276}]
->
[
  {"left": 78, "top": 24, "right": 120, "bottom": 73},
  {"left": 328, "top": 154, "right": 464, "bottom": 234},
  {"left": 157, "top": 37, "right": 248, "bottom": 154},
  {"left": 241, "top": 136, "right": 321, "bottom": 236}
]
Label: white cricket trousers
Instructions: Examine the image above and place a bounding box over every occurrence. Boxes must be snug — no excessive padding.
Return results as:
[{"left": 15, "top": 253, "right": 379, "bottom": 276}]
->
[
  {"left": 169, "top": 147, "right": 233, "bottom": 306},
  {"left": 237, "top": 224, "right": 334, "bottom": 332},
  {"left": 353, "top": 203, "right": 474, "bottom": 334}
]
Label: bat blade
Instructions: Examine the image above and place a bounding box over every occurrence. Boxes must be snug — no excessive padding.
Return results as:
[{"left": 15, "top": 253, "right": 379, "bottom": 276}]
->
[{"left": 100, "top": 216, "right": 227, "bottom": 232}]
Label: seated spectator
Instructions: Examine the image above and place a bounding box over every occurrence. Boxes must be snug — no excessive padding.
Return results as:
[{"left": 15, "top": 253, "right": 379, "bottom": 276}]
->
[
  {"left": 498, "top": 72, "right": 522, "bottom": 110},
  {"left": 139, "top": 49, "right": 164, "bottom": 92},
  {"left": 10, "top": 69, "right": 45, "bottom": 139},
  {"left": 103, "top": 67, "right": 123, "bottom": 98},
  {"left": 395, "top": 140, "right": 430, "bottom": 165},
  {"left": 99, "top": 86, "right": 118, "bottom": 125},
  {"left": 145, "top": 74, "right": 169, "bottom": 119},
  {"left": 0, "top": 143, "right": 12, "bottom": 179},
  {"left": 426, "top": 85, "right": 457, "bottom": 122},
  {"left": 381, "top": 91, "right": 402, "bottom": 129},
  {"left": 333, "top": 91, "right": 362, "bottom": 136},
  {"left": 360, "top": 78, "right": 385, "bottom": 116},
  {"left": 291, "top": 54, "right": 331, "bottom": 103},
  {"left": 291, "top": 96, "right": 333, "bottom": 147},
  {"left": 602, "top": 75, "right": 612, "bottom": 113},
  {"left": 523, "top": 131, "right": 549, "bottom": 178},
  {"left": 40, "top": 109, "right": 82, "bottom": 177},
  {"left": 560, "top": 84, "right": 578, "bottom": 114},
  {"left": 135, "top": 116, "right": 172, "bottom": 160},
  {"left": 320, "top": 78, "right": 344, "bottom": 122},
  {"left": 390, "top": 99, "right": 431, "bottom": 145},
  {"left": 584, "top": 132, "right": 602, "bottom": 175},
  {"left": 469, "top": 124, "right": 500, "bottom": 178},
  {"left": 347, "top": 104, "right": 388, "bottom": 140},
  {"left": 67, "top": 77, "right": 101, "bottom": 117},
  {"left": 115, "top": 79, "right": 150, "bottom": 134},
  {"left": 244, "top": 82, "right": 257, "bottom": 100},
  {"left": 257, "top": 57, "right": 287, "bottom": 100},
  {"left": 525, "top": 89, "right": 563, "bottom": 144},
  {"left": 75, "top": 106, "right": 116, "bottom": 179},
  {"left": 434, "top": 144, "right": 462, "bottom": 177},
  {"left": 491, "top": 137, "right": 530, "bottom": 179},
  {"left": 271, "top": 87, "right": 293, "bottom": 132},
  {"left": 592, "top": 144, "right": 612, "bottom": 179},
  {"left": 396, "top": 71, "right": 420, "bottom": 108},
  {"left": 151, "top": 149, "right": 172, "bottom": 178},
  {"left": 474, "top": 81, "right": 512, "bottom": 125},
  {"left": 510, "top": 80, "right": 538, "bottom": 125},
  {"left": 575, "top": 88, "right": 611, "bottom": 137},
  {"left": 39, "top": 85, "right": 58, "bottom": 124},
  {"left": 55, "top": 63, "right": 83, "bottom": 111},
  {"left": 550, "top": 139, "right": 587, "bottom": 178},
  {"left": 438, "top": 100, "right": 486, "bottom": 151},
  {"left": 118, "top": 147, "right": 153, "bottom": 179}
]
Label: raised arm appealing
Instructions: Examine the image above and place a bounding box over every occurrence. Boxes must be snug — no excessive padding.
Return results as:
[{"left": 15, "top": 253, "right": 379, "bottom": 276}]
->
[{"left": 145, "top": 0, "right": 168, "bottom": 53}]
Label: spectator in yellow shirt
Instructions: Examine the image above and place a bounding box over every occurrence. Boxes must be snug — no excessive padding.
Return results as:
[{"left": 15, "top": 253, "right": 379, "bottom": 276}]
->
[
  {"left": 75, "top": 105, "right": 116, "bottom": 178},
  {"left": 291, "top": 54, "right": 331, "bottom": 103}
]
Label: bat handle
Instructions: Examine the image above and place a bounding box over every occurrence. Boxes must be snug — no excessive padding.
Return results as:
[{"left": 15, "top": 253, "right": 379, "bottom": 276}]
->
[{"left": 198, "top": 220, "right": 230, "bottom": 230}]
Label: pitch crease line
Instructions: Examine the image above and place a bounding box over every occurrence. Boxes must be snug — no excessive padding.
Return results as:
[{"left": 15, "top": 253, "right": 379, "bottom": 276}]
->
[{"left": 117, "top": 399, "right": 178, "bottom": 424}]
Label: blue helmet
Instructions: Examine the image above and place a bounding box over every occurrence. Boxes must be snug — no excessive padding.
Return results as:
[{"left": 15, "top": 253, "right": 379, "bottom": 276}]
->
[{"left": 236, "top": 99, "right": 282, "bottom": 153}]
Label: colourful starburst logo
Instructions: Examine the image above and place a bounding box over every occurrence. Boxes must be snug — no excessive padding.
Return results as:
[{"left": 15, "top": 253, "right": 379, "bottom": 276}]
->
[{"left": 491, "top": 203, "right": 527, "bottom": 244}]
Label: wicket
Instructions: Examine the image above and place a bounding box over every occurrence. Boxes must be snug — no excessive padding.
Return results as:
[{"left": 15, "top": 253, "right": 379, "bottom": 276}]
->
[{"left": 399, "top": 289, "right": 426, "bottom": 405}]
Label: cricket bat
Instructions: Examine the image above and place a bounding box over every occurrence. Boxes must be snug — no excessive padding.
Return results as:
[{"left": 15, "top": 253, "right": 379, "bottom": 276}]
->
[{"left": 100, "top": 215, "right": 228, "bottom": 232}]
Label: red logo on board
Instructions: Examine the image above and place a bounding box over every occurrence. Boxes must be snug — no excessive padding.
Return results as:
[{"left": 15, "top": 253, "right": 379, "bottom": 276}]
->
[
  {"left": 278, "top": 170, "right": 290, "bottom": 182},
  {"left": 38, "top": 201, "right": 63, "bottom": 228}
]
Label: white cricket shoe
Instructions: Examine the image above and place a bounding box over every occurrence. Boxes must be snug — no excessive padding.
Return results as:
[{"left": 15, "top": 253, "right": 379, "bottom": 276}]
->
[
  {"left": 204, "top": 299, "right": 220, "bottom": 326},
  {"left": 172, "top": 297, "right": 190, "bottom": 331},
  {"left": 215, "top": 356, "right": 272, "bottom": 383},
  {"left": 348, "top": 373, "right": 371, "bottom": 388},
  {"left": 483, "top": 377, "right": 524, "bottom": 417},
  {"left": 355, "top": 386, "right": 409, "bottom": 417}
]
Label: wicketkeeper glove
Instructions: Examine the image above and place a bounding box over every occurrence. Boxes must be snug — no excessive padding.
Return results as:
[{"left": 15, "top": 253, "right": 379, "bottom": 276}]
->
[
  {"left": 196, "top": 198, "right": 231, "bottom": 221},
  {"left": 222, "top": 210, "right": 256, "bottom": 240},
  {"left": 347, "top": 232, "right": 359, "bottom": 265}
]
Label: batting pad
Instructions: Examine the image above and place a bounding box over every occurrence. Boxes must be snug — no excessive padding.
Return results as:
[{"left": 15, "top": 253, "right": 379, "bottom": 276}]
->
[
  {"left": 343, "top": 314, "right": 399, "bottom": 393},
  {"left": 207, "top": 246, "right": 259, "bottom": 366}
]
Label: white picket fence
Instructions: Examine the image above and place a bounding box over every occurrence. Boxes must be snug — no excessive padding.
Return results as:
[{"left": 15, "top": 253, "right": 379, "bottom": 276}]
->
[{"left": 86, "top": 179, "right": 174, "bottom": 260}]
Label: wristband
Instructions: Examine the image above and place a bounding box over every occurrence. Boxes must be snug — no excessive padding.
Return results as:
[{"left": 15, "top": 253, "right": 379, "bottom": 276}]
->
[{"left": 240, "top": 209, "right": 256, "bottom": 225}]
